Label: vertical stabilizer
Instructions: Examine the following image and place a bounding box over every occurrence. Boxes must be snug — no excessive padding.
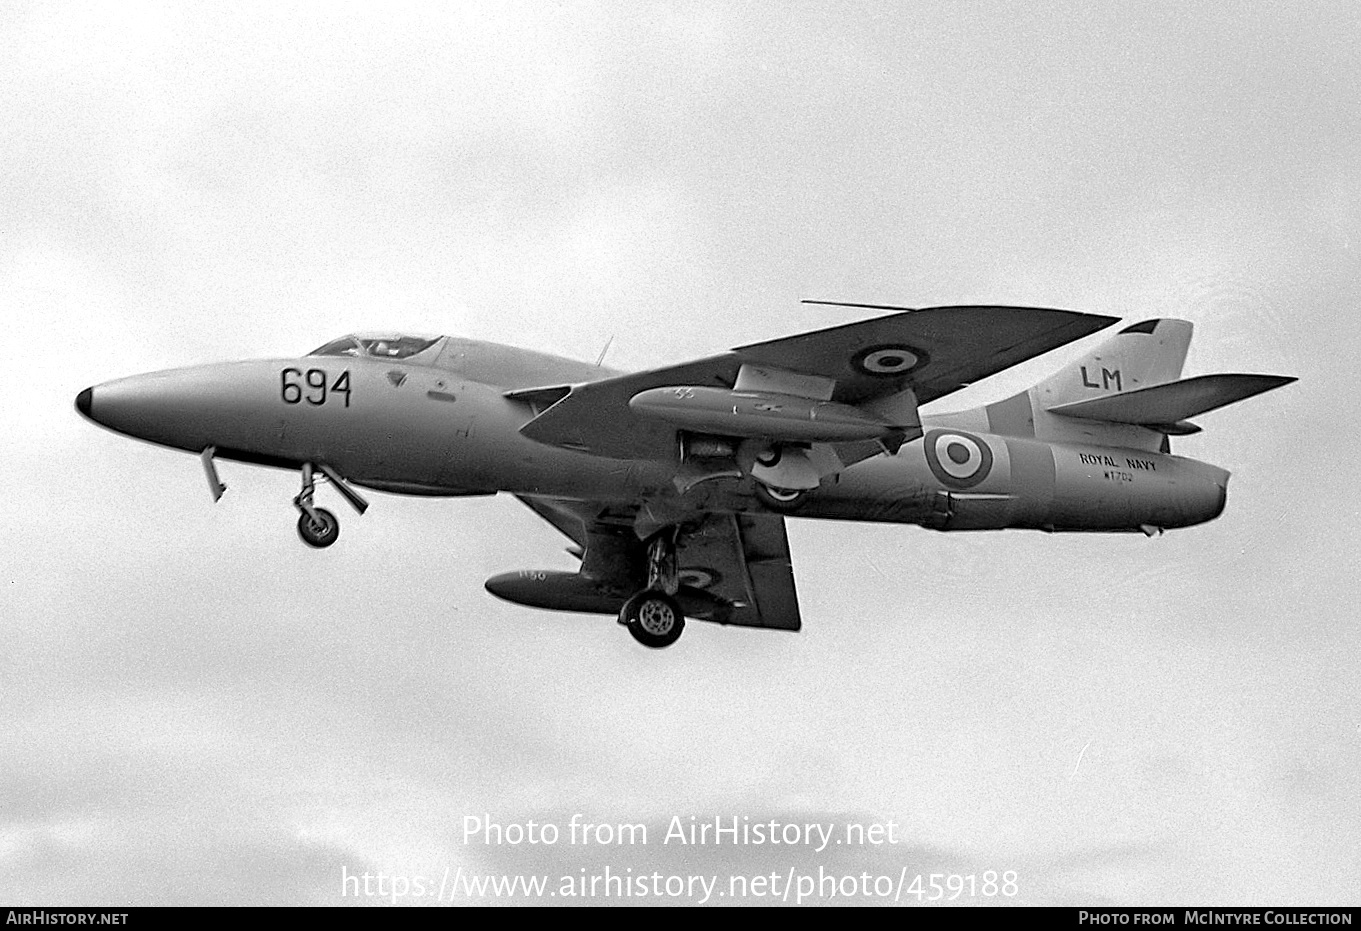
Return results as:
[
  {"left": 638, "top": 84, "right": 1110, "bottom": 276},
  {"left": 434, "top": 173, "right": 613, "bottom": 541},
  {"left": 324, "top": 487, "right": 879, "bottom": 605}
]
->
[
  {"left": 1031, "top": 318, "right": 1193, "bottom": 409},
  {"left": 930, "top": 318, "right": 1198, "bottom": 453}
]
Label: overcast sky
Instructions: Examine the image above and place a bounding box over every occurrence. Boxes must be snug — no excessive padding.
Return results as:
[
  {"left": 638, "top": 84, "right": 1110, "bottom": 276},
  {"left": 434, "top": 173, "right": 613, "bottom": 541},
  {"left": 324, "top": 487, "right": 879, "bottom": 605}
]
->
[{"left": 2, "top": 0, "right": 1358, "bottom": 906}]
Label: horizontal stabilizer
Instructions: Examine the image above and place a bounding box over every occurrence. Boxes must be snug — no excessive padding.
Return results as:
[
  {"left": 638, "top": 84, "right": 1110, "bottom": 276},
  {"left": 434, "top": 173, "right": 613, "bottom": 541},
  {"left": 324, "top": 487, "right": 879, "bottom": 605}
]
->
[{"left": 1047, "top": 373, "right": 1296, "bottom": 425}]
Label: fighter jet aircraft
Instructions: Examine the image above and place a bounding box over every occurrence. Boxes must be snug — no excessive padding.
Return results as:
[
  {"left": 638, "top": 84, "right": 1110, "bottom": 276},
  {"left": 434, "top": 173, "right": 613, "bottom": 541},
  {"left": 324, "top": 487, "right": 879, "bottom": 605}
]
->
[{"left": 75, "top": 303, "right": 1294, "bottom": 648}]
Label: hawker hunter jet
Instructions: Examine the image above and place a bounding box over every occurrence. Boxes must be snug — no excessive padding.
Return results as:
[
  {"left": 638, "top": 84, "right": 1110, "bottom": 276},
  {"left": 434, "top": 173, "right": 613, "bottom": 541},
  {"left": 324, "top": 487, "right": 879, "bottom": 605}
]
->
[{"left": 75, "top": 303, "right": 1294, "bottom": 648}]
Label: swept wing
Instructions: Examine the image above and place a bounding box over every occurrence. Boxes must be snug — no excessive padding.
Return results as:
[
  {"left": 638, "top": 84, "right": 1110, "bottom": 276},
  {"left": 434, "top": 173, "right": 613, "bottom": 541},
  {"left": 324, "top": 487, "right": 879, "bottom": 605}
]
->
[{"left": 517, "top": 305, "right": 1118, "bottom": 460}]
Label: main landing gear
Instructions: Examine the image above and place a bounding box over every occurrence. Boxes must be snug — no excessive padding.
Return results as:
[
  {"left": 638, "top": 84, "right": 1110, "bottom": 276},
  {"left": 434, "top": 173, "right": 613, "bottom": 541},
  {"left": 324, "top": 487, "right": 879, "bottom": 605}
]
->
[
  {"left": 753, "top": 482, "right": 809, "bottom": 512},
  {"left": 293, "top": 462, "right": 368, "bottom": 549},
  {"left": 747, "top": 442, "right": 817, "bottom": 513},
  {"left": 619, "top": 530, "right": 686, "bottom": 648}
]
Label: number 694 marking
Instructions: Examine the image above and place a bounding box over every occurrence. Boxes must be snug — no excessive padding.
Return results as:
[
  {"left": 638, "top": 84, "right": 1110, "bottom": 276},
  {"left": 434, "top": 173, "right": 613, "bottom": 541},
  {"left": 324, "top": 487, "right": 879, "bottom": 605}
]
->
[{"left": 281, "top": 368, "right": 351, "bottom": 407}]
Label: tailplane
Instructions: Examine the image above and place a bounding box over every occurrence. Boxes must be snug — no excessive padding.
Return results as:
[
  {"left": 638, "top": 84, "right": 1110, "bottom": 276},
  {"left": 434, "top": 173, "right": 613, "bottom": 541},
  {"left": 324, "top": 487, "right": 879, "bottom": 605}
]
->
[{"left": 1046, "top": 373, "right": 1297, "bottom": 436}]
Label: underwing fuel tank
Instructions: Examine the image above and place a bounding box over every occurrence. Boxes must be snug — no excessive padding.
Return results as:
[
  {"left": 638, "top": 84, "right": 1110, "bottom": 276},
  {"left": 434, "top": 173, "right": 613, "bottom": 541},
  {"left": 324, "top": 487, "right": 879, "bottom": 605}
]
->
[
  {"left": 485, "top": 571, "right": 623, "bottom": 614},
  {"left": 485, "top": 570, "right": 729, "bottom": 618},
  {"left": 628, "top": 386, "right": 895, "bottom": 442}
]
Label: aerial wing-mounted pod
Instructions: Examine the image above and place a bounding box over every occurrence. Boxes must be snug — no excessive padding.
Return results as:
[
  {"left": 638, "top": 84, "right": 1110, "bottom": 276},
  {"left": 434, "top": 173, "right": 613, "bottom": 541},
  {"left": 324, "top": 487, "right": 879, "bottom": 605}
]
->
[
  {"left": 627, "top": 385, "right": 902, "bottom": 443},
  {"left": 628, "top": 368, "right": 921, "bottom": 494},
  {"left": 628, "top": 364, "right": 921, "bottom": 494}
]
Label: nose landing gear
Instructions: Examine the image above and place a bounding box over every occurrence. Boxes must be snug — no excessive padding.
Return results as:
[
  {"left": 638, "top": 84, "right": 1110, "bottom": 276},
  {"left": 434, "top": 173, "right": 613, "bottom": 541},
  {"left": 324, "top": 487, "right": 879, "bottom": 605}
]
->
[
  {"left": 293, "top": 462, "right": 368, "bottom": 549},
  {"left": 297, "top": 505, "right": 340, "bottom": 548}
]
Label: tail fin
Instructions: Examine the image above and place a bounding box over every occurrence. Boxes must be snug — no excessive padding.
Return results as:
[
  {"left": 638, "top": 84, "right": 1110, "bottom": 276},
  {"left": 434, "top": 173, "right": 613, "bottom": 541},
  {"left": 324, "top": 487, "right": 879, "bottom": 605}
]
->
[
  {"left": 966, "top": 318, "right": 1293, "bottom": 452},
  {"left": 1031, "top": 318, "right": 1194, "bottom": 409}
]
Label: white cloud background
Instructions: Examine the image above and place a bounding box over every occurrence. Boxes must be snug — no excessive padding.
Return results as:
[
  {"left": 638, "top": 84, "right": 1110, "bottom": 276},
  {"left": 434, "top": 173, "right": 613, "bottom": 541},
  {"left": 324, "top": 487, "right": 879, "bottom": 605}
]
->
[{"left": 2, "top": 0, "right": 1358, "bottom": 906}]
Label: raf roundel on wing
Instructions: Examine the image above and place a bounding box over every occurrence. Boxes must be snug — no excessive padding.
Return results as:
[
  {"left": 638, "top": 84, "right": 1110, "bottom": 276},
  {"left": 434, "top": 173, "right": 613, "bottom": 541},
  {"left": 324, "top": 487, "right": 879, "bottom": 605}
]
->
[{"left": 851, "top": 343, "right": 929, "bottom": 377}]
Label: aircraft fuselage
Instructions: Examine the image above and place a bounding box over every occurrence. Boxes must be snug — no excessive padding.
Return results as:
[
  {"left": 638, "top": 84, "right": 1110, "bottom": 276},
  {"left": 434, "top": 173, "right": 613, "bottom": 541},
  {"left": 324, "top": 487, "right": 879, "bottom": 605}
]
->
[{"left": 77, "top": 343, "right": 1229, "bottom": 535}]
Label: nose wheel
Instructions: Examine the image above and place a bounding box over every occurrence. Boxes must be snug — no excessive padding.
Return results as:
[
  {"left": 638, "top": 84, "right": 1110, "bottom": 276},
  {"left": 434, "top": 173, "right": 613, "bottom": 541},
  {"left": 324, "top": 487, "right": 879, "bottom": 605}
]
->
[
  {"left": 297, "top": 507, "right": 340, "bottom": 548},
  {"left": 292, "top": 462, "right": 367, "bottom": 549}
]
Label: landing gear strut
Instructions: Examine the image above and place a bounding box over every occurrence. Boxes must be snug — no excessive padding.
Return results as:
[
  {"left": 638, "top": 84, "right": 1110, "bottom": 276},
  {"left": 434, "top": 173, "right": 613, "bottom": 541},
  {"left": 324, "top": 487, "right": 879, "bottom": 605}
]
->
[
  {"left": 646, "top": 530, "right": 679, "bottom": 597},
  {"left": 294, "top": 463, "right": 338, "bottom": 548},
  {"left": 619, "top": 529, "right": 686, "bottom": 648},
  {"left": 292, "top": 462, "right": 368, "bottom": 549}
]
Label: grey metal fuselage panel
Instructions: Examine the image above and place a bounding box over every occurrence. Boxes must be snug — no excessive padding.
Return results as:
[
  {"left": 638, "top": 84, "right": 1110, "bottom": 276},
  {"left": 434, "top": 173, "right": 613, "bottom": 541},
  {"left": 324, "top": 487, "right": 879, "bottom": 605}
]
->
[
  {"left": 797, "top": 412, "right": 1230, "bottom": 533},
  {"left": 81, "top": 340, "right": 666, "bottom": 500}
]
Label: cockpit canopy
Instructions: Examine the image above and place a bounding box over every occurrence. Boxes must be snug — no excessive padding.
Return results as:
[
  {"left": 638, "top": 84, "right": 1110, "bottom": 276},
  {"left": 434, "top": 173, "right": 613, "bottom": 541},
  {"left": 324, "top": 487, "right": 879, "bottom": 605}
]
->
[
  {"left": 305, "top": 331, "right": 613, "bottom": 387},
  {"left": 309, "top": 334, "right": 441, "bottom": 360}
]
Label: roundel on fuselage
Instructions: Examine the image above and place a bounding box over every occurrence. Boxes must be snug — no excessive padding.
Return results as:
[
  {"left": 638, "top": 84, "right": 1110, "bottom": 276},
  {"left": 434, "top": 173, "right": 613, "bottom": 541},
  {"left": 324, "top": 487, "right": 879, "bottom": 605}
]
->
[
  {"left": 923, "top": 429, "right": 994, "bottom": 488},
  {"left": 850, "top": 343, "right": 929, "bottom": 378}
]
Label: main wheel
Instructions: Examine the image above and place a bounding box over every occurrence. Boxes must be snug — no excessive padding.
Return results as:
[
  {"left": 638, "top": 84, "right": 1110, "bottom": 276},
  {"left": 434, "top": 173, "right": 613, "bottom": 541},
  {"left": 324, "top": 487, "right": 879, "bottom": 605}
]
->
[
  {"left": 755, "top": 482, "right": 809, "bottom": 513},
  {"left": 620, "top": 591, "right": 685, "bottom": 648},
  {"left": 297, "top": 507, "right": 340, "bottom": 548}
]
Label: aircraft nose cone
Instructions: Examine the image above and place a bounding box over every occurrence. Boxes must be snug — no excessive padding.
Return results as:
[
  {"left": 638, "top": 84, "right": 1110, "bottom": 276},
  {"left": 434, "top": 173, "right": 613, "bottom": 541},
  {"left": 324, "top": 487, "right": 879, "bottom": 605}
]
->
[{"left": 75, "top": 386, "right": 93, "bottom": 419}]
